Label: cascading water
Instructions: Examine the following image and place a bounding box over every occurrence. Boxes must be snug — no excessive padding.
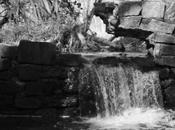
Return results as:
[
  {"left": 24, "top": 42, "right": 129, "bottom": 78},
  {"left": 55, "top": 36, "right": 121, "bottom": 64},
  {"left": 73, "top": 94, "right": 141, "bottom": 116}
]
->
[
  {"left": 73, "top": 0, "right": 175, "bottom": 129},
  {"left": 79, "top": 64, "right": 175, "bottom": 129},
  {"left": 93, "top": 64, "right": 163, "bottom": 117}
]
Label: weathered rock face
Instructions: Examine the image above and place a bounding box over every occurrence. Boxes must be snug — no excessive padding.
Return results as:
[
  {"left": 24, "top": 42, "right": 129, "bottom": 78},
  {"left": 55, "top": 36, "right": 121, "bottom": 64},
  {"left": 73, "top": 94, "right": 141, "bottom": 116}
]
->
[{"left": 92, "top": 0, "right": 175, "bottom": 67}]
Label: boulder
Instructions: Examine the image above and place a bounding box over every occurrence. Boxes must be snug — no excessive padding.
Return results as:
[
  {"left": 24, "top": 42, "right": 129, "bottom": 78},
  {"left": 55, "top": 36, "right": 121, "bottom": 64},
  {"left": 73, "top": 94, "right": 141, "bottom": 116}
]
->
[
  {"left": 142, "top": 1, "right": 165, "bottom": 19},
  {"left": 18, "top": 40, "right": 56, "bottom": 65}
]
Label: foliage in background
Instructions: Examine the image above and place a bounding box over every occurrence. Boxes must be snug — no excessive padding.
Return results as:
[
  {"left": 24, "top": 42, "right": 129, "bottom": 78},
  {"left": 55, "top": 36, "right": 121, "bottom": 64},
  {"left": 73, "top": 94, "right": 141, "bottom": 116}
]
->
[{"left": 0, "top": 0, "right": 82, "bottom": 44}]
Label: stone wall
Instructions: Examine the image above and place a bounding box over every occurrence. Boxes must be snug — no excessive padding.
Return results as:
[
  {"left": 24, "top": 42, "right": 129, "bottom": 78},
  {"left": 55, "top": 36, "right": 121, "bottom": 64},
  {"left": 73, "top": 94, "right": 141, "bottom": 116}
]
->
[
  {"left": 93, "top": 0, "right": 175, "bottom": 66},
  {"left": 1, "top": 39, "right": 175, "bottom": 117},
  {"left": 0, "top": 40, "right": 80, "bottom": 116}
]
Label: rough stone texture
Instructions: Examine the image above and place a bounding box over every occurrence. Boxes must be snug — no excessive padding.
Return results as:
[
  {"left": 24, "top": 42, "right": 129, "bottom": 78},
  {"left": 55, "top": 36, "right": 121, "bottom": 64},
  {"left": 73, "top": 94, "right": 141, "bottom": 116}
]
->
[
  {"left": 18, "top": 40, "right": 56, "bottom": 65},
  {"left": 154, "top": 44, "right": 175, "bottom": 57},
  {"left": 164, "top": 85, "right": 175, "bottom": 108},
  {"left": 140, "top": 19, "right": 175, "bottom": 34},
  {"left": 164, "top": 1, "right": 175, "bottom": 23},
  {"left": 155, "top": 56, "right": 175, "bottom": 67},
  {"left": 44, "top": 95, "right": 78, "bottom": 108},
  {"left": 142, "top": 1, "right": 165, "bottom": 19},
  {"left": 119, "top": 16, "right": 142, "bottom": 29},
  {"left": 0, "top": 44, "right": 17, "bottom": 59},
  {"left": 149, "top": 33, "right": 175, "bottom": 44},
  {"left": 118, "top": 1, "right": 142, "bottom": 16}
]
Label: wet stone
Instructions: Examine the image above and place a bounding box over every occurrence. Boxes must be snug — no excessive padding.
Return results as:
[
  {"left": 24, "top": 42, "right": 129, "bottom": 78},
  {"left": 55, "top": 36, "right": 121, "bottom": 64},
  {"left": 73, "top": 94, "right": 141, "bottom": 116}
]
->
[
  {"left": 0, "top": 59, "right": 11, "bottom": 71},
  {"left": 0, "top": 71, "right": 12, "bottom": 80},
  {"left": 0, "top": 95, "right": 14, "bottom": 108},
  {"left": 19, "top": 64, "right": 41, "bottom": 81},
  {"left": 164, "top": 84, "right": 175, "bottom": 108},
  {"left": 18, "top": 40, "right": 56, "bottom": 65},
  {"left": 0, "top": 81, "right": 23, "bottom": 95},
  {"left": 44, "top": 95, "right": 78, "bottom": 108},
  {"left": 15, "top": 95, "right": 42, "bottom": 109},
  {"left": 24, "top": 81, "right": 55, "bottom": 96}
]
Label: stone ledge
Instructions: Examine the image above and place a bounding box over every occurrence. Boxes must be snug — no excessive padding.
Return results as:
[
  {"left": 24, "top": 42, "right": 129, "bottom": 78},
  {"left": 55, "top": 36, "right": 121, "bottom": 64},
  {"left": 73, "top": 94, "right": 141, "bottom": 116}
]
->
[{"left": 18, "top": 40, "right": 56, "bottom": 65}]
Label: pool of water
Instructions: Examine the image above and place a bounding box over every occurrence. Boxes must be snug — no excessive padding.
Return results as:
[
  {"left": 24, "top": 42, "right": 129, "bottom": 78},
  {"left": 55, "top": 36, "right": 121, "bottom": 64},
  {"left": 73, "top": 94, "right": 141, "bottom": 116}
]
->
[{"left": 82, "top": 108, "right": 175, "bottom": 130}]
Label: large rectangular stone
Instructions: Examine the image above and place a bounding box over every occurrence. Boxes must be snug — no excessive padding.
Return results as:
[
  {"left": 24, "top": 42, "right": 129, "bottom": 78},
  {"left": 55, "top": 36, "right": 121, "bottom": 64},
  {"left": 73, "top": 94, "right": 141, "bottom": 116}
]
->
[
  {"left": 140, "top": 19, "right": 175, "bottom": 34},
  {"left": 118, "top": 1, "right": 142, "bottom": 16},
  {"left": 154, "top": 44, "right": 175, "bottom": 57},
  {"left": 149, "top": 33, "right": 175, "bottom": 44},
  {"left": 142, "top": 1, "right": 165, "bottom": 19},
  {"left": 119, "top": 16, "right": 142, "bottom": 29},
  {"left": 0, "top": 59, "right": 11, "bottom": 71},
  {"left": 18, "top": 40, "right": 56, "bottom": 65},
  {"left": 155, "top": 56, "right": 175, "bottom": 67},
  {"left": 15, "top": 95, "right": 42, "bottom": 109},
  {"left": 19, "top": 64, "right": 41, "bottom": 81}
]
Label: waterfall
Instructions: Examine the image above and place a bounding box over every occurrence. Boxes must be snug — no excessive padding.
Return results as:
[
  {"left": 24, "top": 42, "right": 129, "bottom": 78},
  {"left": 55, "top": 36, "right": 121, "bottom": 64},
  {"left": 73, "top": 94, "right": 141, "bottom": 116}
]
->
[
  {"left": 79, "top": 64, "right": 175, "bottom": 129},
  {"left": 79, "top": 64, "right": 163, "bottom": 117}
]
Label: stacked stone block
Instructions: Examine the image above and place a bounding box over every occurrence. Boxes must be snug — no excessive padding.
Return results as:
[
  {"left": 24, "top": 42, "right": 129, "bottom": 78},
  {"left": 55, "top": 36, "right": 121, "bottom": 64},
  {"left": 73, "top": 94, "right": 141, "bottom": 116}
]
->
[
  {"left": 93, "top": 0, "right": 175, "bottom": 109},
  {"left": 0, "top": 40, "right": 80, "bottom": 116}
]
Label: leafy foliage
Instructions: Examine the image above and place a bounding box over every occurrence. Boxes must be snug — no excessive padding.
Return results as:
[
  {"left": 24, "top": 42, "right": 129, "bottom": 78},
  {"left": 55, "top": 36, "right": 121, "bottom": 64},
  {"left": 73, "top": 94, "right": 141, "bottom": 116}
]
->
[{"left": 0, "top": 0, "right": 82, "bottom": 44}]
